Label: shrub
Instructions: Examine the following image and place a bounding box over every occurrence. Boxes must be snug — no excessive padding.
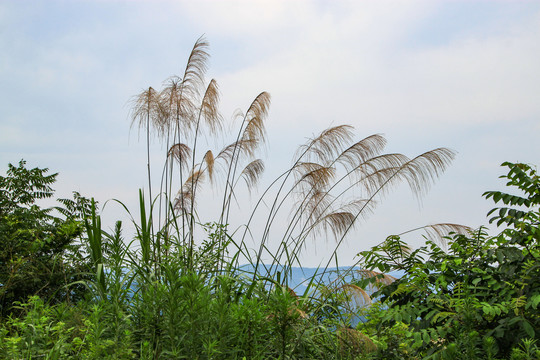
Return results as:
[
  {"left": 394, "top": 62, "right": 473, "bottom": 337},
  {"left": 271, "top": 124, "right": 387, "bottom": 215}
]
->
[
  {"left": 359, "top": 162, "right": 540, "bottom": 359},
  {"left": 0, "top": 160, "right": 91, "bottom": 317}
]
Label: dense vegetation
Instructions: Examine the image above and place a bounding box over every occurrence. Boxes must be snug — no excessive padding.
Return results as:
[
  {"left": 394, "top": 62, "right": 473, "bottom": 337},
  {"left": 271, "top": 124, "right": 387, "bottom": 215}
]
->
[
  {"left": 357, "top": 162, "right": 540, "bottom": 359},
  {"left": 1, "top": 38, "right": 538, "bottom": 359},
  {"left": 0, "top": 160, "right": 90, "bottom": 317}
]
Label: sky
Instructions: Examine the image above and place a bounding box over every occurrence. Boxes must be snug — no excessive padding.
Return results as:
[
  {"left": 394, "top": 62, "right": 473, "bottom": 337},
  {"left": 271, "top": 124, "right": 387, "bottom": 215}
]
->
[{"left": 1, "top": 0, "right": 539, "bottom": 267}]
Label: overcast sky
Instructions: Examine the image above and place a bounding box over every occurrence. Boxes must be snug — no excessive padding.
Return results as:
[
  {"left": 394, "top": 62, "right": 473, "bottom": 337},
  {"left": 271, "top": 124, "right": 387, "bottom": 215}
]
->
[{"left": 1, "top": 1, "right": 539, "bottom": 266}]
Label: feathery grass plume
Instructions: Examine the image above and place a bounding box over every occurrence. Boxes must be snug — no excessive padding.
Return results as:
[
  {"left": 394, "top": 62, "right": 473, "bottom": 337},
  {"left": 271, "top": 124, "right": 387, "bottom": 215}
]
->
[
  {"left": 198, "top": 79, "right": 223, "bottom": 136},
  {"left": 273, "top": 137, "right": 393, "bottom": 253},
  {"left": 221, "top": 93, "right": 270, "bottom": 224},
  {"left": 216, "top": 138, "right": 260, "bottom": 166},
  {"left": 245, "top": 119, "right": 456, "bottom": 282},
  {"left": 162, "top": 37, "right": 210, "bottom": 171},
  {"left": 295, "top": 125, "right": 355, "bottom": 165},
  {"left": 303, "top": 189, "right": 333, "bottom": 224},
  {"left": 338, "top": 283, "right": 372, "bottom": 308},
  {"left": 241, "top": 92, "right": 271, "bottom": 143},
  {"left": 130, "top": 86, "right": 164, "bottom": 207},
  {"left": 343, "top": 149, "right": 456, "bottom": 239},
  {"left": 238, "top": 159, "right": 265, "bottom": 193},
  {"left": 276, "top": 155, "right": 404, "bottom": 261},
  {"left": 168, "top": 143, "right": 192, "bottom": 171},
  {"left": 160, "top": 76, "right": 194, "bottom": 135},
  {"left": 190, "top": 79, "right": 222, "bottom": 175},
  {"left": 353, "top": 269, "right": 397, "bottom": 294},
  {"left": 274, "top": 130, "right": 386, "bottom": 248},
  {"left": 180, "top": 36, "right": 210, "bottom": 100},
  {"left": 335, "top": 134, "right": 387, "bottom": 172},
  {"left": 311, "top": 146, "right": 455, "bottom": 286},
  {"left": 170, "top": 36, "right": 211, "bottom": 139},
  {"left": 174, "top": 169, "right": 205, "bottom": 215},
  {"left": 357, "top": 269, "right": 396, "bottom": 286},
  {"left": 202, "top": 150, "right": 215, "bottom": 184},
  {"left": 397, "top": 222, "right": 472, "bottom": 250},
  {"left": 398, "top": 147, "right": 456, "bottom": 200},
  {"left": 295, "top": 163, "right": 336, "bottom": 193},
  {"left": 129, "top": 86, "right": 164, "bottom": 136},
  {"left": 290, "top": 137, "right": 393, "bottom": 236},
  {"left": 351, "top": 153, "right": 410, "bottom": 195},
  {"left": 318, "top": 211, "right": 356, "bottom": 241}
]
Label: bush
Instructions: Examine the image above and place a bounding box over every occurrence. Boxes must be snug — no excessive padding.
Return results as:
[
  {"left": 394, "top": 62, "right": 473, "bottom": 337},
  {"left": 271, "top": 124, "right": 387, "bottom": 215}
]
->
[
  {"left": 359, "top": 162, "right": 540, "bottom": 359},
  {"left": 0, "top": 160, "right": 91, "bottom": 317}
]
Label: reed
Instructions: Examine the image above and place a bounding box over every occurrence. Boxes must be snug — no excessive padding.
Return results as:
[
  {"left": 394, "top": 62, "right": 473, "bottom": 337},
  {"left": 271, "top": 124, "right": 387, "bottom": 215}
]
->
[{"left": 78, "top": 36, "right": 463, "bottom": 358}]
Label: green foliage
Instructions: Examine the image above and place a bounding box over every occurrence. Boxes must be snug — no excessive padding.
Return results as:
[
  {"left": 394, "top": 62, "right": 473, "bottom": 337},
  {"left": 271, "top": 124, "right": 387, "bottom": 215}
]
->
[
  {"left": 1, "top": 37, "right": 461, "bottom": 358},
  {"left": 0, "top": 296, "right": 135, "bottom": 359},
  {"left": 359, "top": 162, "right": 540, "bottom": 359},
  {"left": 0, "top": 160, "right": 90, "bottom": 317}
]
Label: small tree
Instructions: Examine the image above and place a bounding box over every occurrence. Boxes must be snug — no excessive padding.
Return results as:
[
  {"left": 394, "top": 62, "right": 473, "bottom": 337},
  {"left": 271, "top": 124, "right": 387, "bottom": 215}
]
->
[{"left": 0, "top": 160, "right": 90, "bottom": 316}]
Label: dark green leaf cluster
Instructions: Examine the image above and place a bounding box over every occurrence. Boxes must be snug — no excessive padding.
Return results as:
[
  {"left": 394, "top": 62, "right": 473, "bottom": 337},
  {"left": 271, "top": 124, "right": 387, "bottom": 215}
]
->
[
  {"left": 359, "top": 162, "right": 540, "bottom": 359},
  {"left": 0, "top": 160, "right": 91, "bottom": 317}
]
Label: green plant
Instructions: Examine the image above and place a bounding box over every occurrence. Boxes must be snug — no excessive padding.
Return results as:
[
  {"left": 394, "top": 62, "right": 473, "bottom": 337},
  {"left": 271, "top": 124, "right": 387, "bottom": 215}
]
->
[
  {"left": 0, "top": 160, "right": 91, "bottom": 317},
  {"left": 359, "top": 161, "right": 540, "bottom": 359},
  {"left": 81, "top": 35, "right": 457, "bottom": 358},
  {"left": 2, "top": 35, "right": 460, "bottom": 359}
]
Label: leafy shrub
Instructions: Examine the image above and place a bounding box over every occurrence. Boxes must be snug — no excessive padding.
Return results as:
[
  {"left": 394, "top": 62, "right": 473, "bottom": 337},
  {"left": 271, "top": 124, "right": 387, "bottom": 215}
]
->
[
  {"left": 359, "top": 162, "right": 540, "bottom": 359},
  {"left": 0, "top": 160, "right": 91, "bottom": 317}
]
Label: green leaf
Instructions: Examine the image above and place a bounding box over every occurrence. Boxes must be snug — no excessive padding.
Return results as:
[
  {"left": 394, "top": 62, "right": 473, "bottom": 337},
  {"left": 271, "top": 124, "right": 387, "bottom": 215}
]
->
[
  {"left": 527, "top": 294, "right": 540, "bottom": 309},
  {"left": 522, "top": 320, "right": 535, "bottom": 338},
  {"left": 422, "top": 330, "right": 430, "bottom": 344}
]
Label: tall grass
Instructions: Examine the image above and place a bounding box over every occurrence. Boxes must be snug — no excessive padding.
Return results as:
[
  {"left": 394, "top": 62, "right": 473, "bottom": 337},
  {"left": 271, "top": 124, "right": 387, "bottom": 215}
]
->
[
  {"left": 0, "top": 37, "right": 464, "bottom": 359},
  {"left": 109, "top": 36, "right": 460, "bottom": 357},
  {"left": 129, "top": 37, "right": 456, "bottom": 276}
]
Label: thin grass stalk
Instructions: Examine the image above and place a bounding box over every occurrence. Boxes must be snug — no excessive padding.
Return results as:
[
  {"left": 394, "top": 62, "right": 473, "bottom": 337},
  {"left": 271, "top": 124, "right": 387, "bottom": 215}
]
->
[
  {"left": 271, "top": 149, "right": 404, "bottom": 269},
  {"left": 176, "top": 37, "right": 209, "bottom": 247},
  {"left": 277, "top": 155, "right": 402, "bottom": 250},
  {"left": 158, "top": 113, "right": 172, "bottom": 255},
  {"left": 245, "top": 130, "right": 338, "bottom": 280},
  {"left": 172, "top": 104, "right": 187, "bottom": 249},
  {"left": 316, "top": 149, "right": 456, "bottom": 284},
  {"left": 273, "top": 160, "right": 403, "bottom": 268},
  {"left": 220, "top": 92, "right": 269, "bottom": 227},
  {"left": 159, "top": 77, "right": 182, "bottom": 251},
  {"left": 249, "top": 127, "right": 354, "bottom": 280},
  {"left": 186, "top": 80, "right": 220, "bottom": 269}
]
